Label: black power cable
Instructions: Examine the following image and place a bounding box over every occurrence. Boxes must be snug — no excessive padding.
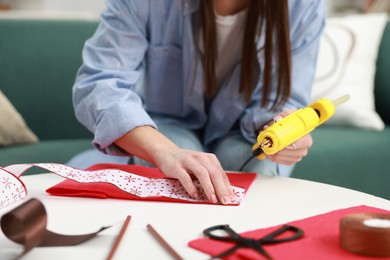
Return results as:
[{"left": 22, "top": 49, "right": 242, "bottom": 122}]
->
[{"left": 238, "top": 147, "right": 264, "bottom": 171}]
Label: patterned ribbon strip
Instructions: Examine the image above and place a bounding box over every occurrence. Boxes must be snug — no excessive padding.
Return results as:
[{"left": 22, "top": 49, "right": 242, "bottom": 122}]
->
[{"left": 0, "top": 163, "right": 245, "bottom": 208}]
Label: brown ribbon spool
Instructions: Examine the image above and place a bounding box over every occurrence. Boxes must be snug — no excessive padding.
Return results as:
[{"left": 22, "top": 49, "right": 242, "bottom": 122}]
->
[
  {"left": 1, "top": 198, "right": 109, "bottom": 256},
  {"left": 340, "top": 212, "right": 390, "bottom": 257}
]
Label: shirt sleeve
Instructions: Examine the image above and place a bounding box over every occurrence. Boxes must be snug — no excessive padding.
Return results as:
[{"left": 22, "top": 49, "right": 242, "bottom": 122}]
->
[
  {"left": 72, "top": 0, "right": 155, "bottom": 155},
  {"left": 240, "top": 0, "right": 326, "bottom": 143}
]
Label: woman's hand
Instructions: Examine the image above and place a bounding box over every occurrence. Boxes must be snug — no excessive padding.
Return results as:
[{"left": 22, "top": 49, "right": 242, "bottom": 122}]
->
[
  {"left": 262, "top": 110, "right": 313, "bottom": 165},
  {"left": 116, "top": 126, "right": 236, "bottom": 205},
  {"left": 154, "top": 147, "right": 235, "bottom": 205}
]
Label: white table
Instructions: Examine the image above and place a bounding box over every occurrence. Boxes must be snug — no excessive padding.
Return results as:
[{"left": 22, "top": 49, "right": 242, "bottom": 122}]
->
[{"left": 1, "top": 173, "right": 389, "bottom": 260}]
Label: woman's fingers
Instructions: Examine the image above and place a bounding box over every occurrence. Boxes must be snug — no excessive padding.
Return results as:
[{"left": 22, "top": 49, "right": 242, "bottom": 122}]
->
[
  {"left": 158, "top": 149, "right": 234, "bottom": 205},
  {"left": 116, "top": 127, "right": 234, "bottom": 204},
  {"left": 266, "top": 149, "right": 306, "bottom": 165},
  {"left": 266, "top": 134, "right": 313, "bottom": 165},
  {"left": 195, "top": 153, "right": 235, "bottom": 204}
]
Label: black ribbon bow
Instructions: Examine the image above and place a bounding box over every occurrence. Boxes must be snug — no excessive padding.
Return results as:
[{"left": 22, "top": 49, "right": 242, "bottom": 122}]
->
[{"left": 203, "top": 224, "right": 304, "bottom": 259}]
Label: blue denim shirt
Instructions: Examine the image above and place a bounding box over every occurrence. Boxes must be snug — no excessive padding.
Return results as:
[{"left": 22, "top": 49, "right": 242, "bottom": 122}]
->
[{"left": 73, "top": 0, "right": 326, "bottom": 155}]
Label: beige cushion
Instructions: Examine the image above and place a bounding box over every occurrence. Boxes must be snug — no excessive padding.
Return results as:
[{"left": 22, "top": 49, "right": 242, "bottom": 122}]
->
[
  {"left": 311, "top": 13, "right": 387, "bottom": 131},
  {"left": 0, "top": 90, "right": 38, "bottom": 146}
]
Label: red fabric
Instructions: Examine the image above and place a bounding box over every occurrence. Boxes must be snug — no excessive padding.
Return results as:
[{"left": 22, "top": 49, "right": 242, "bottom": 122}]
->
[
  {"left": 46, "top": 164, "right": 256, "bottom": 205},
  {"left": 188, "top": 205, "right": 390, "bottom": 259}
]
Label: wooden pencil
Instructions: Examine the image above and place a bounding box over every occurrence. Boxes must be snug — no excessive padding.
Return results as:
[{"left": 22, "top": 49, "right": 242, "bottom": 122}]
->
[
  {"left": 106, "top": 215, "right": 132, "bottom": 260},
  {"left": 146, "top": 224, "right": 184, "bottom": 260}
]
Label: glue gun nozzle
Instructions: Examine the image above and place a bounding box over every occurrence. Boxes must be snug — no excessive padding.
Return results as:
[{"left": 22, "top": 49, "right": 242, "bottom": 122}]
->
[{"left": 260, "top": 137, "right": 272, "bottom": 148}]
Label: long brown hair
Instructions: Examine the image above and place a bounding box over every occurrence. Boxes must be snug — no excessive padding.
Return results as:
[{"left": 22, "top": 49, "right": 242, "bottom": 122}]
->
[{"left": 200, "top": 0, "right": 291, "bottom": 110}]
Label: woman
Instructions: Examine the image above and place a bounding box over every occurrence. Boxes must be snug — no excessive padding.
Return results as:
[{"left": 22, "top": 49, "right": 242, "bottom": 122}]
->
[{"left": 71, "top": 0, "right": 326, "bottom": 204}]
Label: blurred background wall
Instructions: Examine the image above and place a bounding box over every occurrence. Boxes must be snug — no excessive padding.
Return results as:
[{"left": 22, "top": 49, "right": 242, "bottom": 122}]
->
[
  {"left": 0, "top": 0, "right": 105, "bottom": 18},
  {"left": 1, "top": 0, "right": 389, "bottom": 17},
  {"left": 11, "top": 0, "right": 105, "bottom": 12},
  {"left": 328, "top": 0, "right": 390, "bottom": 15}
]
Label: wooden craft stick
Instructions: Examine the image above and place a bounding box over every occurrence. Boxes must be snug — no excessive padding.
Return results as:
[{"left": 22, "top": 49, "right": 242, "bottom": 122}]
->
[
  {"left": 146, "top": 224, "right": 184, "bottom": 260},
  {"left": 106, "top": 215, "right": 132, "bottom": 260}
]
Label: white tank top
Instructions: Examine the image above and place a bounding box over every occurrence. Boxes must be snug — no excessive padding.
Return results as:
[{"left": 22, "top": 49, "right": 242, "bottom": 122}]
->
[
  {"left": 199, "top": 8, "right": 248, "bottom": 88},
  {"left": 214, "top": 8, "right": 248, "bottom": 87}
]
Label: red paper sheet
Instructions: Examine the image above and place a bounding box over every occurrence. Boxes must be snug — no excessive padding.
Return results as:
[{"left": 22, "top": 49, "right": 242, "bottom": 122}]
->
[
  {"left": 46, "top": 164, "right": 256, "bottom": 205},
  {"left": 188, "top": 205, "right": 390, "bottom": 259}
]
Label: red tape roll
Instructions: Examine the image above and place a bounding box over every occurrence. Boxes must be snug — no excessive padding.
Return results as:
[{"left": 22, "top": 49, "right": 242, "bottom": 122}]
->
[{"left": 340, "top": 213, "right": 390, "bottom": 257}]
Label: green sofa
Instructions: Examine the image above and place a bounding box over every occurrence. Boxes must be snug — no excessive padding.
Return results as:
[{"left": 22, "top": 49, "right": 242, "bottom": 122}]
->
[
  {"left": 1, "top": 19, "right": 389, "bottom": 199},
  {"left": 0, "top": 19, "right": 97, "bottom": 173}
]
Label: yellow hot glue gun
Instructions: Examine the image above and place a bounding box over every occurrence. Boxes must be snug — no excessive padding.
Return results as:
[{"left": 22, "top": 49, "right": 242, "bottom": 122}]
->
[{"left": 252, "top": 95, "right": 350, "bottom": 160}]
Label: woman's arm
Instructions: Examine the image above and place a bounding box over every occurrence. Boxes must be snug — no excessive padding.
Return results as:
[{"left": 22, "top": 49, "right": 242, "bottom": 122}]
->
[
  {"left": 115, "top": 126, "right": 235, "bottom": 205},
  {"left": 73, "top": 0, "right": 234, "bottom": 204}
]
